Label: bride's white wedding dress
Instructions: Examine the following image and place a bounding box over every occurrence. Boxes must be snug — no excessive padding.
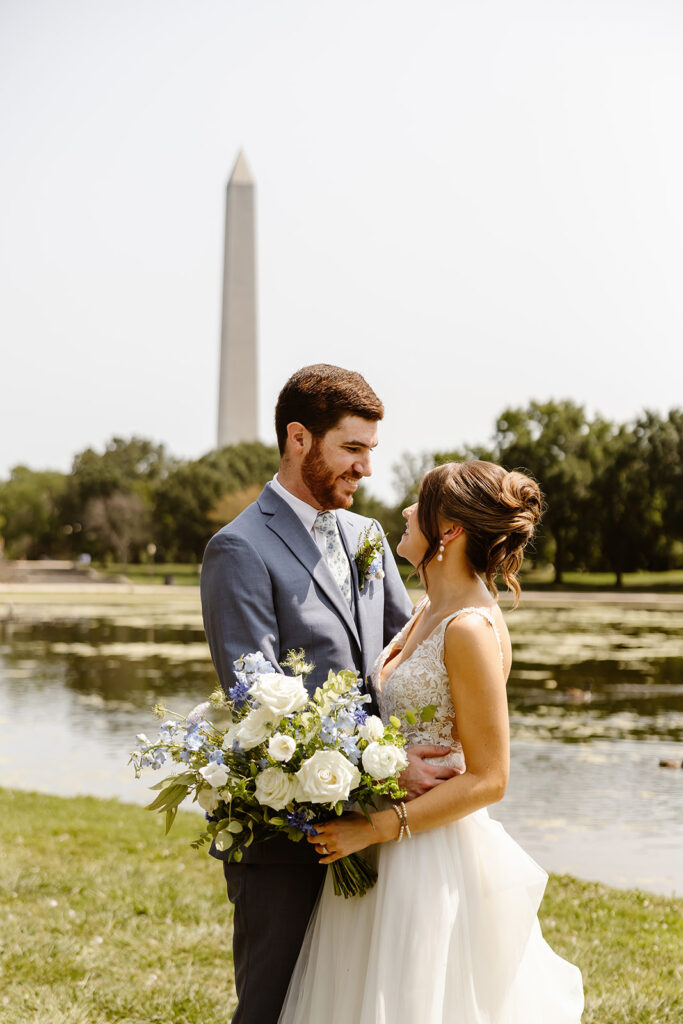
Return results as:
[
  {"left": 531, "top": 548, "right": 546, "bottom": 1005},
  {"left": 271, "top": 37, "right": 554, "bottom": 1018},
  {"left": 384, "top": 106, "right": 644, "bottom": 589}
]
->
[{"left": 278, "top": 602, "right": 584, "bottom": 1024}]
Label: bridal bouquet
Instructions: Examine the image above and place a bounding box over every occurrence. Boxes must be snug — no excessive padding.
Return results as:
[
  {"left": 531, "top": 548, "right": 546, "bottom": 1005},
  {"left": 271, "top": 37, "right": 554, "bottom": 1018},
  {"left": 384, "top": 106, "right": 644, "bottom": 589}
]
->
[{"left": 130, "top": 650, "right": 409, "bottom": 898}]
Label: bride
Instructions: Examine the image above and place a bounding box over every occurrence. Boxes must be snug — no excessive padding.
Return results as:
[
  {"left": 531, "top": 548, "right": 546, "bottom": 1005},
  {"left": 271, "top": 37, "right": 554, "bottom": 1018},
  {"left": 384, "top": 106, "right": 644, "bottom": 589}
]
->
[{"left": 278, "top": 460, "right": 584, "bottom": 1024}]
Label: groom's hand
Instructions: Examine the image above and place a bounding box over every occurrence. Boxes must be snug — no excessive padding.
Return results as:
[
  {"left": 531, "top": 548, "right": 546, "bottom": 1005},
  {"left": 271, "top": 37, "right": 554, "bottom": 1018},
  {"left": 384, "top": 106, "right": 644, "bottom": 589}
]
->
[{"left": 399, "top": 745, "right": 458, "bottom": 800}]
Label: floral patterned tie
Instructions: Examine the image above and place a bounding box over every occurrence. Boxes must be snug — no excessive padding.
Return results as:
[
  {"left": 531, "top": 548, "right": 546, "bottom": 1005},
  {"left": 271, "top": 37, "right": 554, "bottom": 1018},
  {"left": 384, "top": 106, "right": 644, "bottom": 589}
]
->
[{"left": 314, "top": 512, "right": 353, "bottom": 606}]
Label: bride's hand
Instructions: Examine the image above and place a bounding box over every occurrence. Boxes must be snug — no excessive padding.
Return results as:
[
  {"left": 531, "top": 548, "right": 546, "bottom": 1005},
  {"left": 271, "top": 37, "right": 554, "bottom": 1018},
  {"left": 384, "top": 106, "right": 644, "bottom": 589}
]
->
[{"left": 306, "top": 812, "right": 378, "bottom": 864}]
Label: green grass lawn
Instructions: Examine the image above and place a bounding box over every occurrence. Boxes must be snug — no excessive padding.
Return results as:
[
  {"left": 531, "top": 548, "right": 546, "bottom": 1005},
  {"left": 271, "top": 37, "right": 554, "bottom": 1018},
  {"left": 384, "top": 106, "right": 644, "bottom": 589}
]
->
[
  {"left": 94, "top": 561, "right": 683, "bottom": 593},
  {"left": 1, "top": 789, "right": 681, "bottom": 1023},
  {"left": 397, "top": 563, "right": 683, "bottom": 592},
  {"left": 93, "top": 563, "right": 202, "bottom": 587},
  {"left": 519, "top": 567, "right": 683, "bottom": 592}
]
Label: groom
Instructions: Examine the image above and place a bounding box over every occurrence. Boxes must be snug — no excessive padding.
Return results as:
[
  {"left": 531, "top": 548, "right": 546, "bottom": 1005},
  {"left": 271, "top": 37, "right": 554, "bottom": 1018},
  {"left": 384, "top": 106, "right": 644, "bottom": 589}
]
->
[{"left": 201, "top": 364, "right": 457, "bottom": 1024}]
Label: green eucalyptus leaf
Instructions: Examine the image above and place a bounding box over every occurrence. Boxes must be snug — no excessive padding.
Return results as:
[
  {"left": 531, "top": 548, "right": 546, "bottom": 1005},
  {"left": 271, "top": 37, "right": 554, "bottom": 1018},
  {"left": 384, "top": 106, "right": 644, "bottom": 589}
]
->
[
  {"left": 147, "top": 774, "right": 181, "bottom": 792},
  {"left": 145, "top": 783, "right": 187, "bottom": 812}
]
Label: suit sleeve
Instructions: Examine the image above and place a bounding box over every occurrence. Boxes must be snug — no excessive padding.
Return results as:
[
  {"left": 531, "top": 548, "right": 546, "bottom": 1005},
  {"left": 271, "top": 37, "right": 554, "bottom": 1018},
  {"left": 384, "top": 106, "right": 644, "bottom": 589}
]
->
[
  {"left": 375, "top": 519, "right": 414, "bottom": 646},
  {"left": 200, "top": 529, "right": 281, "bottom": 693}
]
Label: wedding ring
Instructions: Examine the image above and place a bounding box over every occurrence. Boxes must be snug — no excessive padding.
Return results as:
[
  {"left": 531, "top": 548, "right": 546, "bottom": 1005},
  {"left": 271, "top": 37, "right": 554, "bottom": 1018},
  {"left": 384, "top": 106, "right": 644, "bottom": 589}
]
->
[{"left": 320, "top": 844, "right": 328, "bottom": 855}]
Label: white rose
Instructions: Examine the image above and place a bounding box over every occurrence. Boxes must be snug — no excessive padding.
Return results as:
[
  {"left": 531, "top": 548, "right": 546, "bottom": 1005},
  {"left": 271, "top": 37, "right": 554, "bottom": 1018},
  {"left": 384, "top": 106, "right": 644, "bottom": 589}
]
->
[
  {"left": 249, "top": 673, "right": 308, "bottom": 717},
  {"left": 361, "top": 742, "right": 408, "bottom": 780},
  {"left": 358, "top": 715, "right": 385, "bottom": 742},
  {"left": 197, "top": 786, "right": 223, "bottom": 813},
  {"left": 199, "top": 761, "right": 230, "bottom": 788},
  {"left": 224, "top": 707, "right": 277, "bottom": 751},
  {"left": 268, "top": 733, "right": 296, "bottom": 762},
  {"left": 295, "top": 750, "right": 361, "bottom": 804},
  {"left": 254, "top": 766, "right": 298, "bottom": 810}
]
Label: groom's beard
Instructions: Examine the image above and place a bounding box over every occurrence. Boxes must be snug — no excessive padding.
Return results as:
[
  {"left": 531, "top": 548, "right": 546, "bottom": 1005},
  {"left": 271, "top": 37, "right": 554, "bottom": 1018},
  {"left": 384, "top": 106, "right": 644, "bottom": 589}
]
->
[{"left": 302, "top": 439, "right": 360, "bottom": 510}]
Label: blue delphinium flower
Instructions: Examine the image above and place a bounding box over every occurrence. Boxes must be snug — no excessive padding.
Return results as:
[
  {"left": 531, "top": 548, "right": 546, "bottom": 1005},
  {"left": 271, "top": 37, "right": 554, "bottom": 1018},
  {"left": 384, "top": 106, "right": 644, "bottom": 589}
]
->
[
  {"left": 340, "top": 735, "right": 361, "bottom": 764},
  {"left": 151, "top": 748, "right": 167, "bottom": 770},
  {"left": 228, "top": 671, "right": 252, "bottom": 708},
  {"left": 319, "top": 716, "right": 338, "bottom": 744},
  {"left": 336, "top": 710, "right": 356, "bottom": 733},
  {"left": 206, "top": 747, "right": 225, "bottom": 764},
  {"left": 242, "top": 652, "right": 273, "bottom": 674},
  {"left": 184, "top": 725, "right": 204, "bottom": 752},
  {"left": 286, "top": 810, "right": 318, "bottom": 836},
  {"left": 353, "top": 706, "right": 369, "bottom": 725}
]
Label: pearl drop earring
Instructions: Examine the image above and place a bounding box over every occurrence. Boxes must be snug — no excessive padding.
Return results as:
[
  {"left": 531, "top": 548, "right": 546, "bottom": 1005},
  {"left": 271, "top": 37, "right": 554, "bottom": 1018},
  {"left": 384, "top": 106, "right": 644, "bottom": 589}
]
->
[{"left": 436, "top": 539, "right": 445, "bottom": 562}]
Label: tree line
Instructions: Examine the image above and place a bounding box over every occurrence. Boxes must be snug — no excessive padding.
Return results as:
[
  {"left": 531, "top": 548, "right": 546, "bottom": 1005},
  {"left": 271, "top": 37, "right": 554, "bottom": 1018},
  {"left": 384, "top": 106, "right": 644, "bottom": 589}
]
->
[{"left": 0, "top": 401, "right": 681, "bottom": 584}]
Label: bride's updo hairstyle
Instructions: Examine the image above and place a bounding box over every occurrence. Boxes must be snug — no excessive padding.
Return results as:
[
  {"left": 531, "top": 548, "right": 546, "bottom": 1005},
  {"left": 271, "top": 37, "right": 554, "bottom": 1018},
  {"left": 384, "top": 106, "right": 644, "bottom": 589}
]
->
[{"left": 417, "top": 460, "right": 543, "bottom": 606}]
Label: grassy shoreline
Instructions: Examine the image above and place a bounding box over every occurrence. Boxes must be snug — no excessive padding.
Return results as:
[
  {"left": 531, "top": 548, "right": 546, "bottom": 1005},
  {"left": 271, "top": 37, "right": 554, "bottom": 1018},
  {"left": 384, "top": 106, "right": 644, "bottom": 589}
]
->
[
  {"left": 91, "top": 563, "right": 683, "bottom": 592},
  {"left": 2, "top": 788, "right": 681, "bottom": 1023}
]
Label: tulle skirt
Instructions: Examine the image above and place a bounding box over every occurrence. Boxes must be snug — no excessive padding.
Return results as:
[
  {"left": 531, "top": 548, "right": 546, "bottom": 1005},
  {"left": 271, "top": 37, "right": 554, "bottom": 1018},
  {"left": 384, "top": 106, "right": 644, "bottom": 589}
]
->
[{"left": 278, "top": 809, "right": 584, "bottom": 1024}]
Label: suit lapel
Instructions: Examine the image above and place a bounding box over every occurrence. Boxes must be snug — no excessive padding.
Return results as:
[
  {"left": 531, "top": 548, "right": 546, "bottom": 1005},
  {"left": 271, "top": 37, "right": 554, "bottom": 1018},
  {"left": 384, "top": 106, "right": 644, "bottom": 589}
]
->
[{"left": 258, "top": 485, "right": 361, "bottom": 650}]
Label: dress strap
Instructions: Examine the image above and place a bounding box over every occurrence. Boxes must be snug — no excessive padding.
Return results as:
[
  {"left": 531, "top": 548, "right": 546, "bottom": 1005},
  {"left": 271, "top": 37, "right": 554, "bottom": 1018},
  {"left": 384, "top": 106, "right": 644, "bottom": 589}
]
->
[{"left": 440, "top": 607, "right": 504, "bottom": 670}]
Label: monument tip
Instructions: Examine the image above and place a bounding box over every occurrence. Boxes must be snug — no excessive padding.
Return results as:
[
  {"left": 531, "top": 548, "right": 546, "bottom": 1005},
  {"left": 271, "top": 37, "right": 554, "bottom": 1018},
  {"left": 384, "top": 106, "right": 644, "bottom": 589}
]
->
[{"left": 229, "top": 150, "right": 254, "bottom": 186}]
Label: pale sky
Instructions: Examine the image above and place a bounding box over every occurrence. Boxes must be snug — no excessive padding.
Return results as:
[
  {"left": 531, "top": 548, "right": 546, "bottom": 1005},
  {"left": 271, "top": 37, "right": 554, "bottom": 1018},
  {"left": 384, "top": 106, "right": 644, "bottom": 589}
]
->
[{"left": 1, "top": 0, "right": 682, "bottom": 501}]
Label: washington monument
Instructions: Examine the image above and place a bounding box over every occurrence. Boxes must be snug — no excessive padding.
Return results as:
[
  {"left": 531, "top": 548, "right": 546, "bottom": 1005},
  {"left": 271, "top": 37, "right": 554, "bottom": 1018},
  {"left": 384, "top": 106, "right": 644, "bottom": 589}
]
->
[{"left": 216, "top": 151, "right": 258, "bottom": 449}]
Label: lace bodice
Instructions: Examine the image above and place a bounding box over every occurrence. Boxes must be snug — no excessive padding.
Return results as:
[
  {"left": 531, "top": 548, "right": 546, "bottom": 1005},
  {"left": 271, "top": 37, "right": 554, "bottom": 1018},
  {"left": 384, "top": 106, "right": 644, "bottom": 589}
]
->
[{"left": 373, "top": 599, "right": 504, "bottom": 773}]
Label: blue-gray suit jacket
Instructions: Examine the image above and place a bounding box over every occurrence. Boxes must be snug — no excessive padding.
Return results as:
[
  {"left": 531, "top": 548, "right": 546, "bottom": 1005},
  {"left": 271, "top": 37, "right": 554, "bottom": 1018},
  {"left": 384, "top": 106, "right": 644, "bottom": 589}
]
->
[
  {"left": 201, "top": 482, "right": 413, "bottom": 699},
  {"left": 200, "top": 483, "right": 413, "bottom": 864}
]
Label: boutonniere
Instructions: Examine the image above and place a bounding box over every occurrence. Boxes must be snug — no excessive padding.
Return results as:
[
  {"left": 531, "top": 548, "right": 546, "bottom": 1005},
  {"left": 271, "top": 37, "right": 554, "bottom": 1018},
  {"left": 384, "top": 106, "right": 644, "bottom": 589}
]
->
[{"left": 354, "top": 525, "right": 386, "bottom": 590}]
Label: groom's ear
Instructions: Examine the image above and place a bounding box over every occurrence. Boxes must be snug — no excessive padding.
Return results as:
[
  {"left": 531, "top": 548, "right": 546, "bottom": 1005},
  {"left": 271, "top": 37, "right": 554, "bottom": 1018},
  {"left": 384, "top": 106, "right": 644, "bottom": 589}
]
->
[{"left": 285, "top": 421, "right": 311, "bottom": 456}]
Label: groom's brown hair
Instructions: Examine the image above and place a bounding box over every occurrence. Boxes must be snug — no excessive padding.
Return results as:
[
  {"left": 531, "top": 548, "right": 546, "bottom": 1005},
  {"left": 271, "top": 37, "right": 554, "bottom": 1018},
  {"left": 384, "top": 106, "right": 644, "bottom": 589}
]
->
[{"left": 275, "top": 364, "right": 384, "bottom": 455}]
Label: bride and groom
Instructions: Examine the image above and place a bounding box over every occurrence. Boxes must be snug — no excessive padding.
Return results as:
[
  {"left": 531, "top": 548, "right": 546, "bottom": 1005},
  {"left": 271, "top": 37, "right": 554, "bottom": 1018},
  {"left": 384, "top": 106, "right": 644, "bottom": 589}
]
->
[{"left": 200, "top": 364, "right": 584, "bottom": 1024}]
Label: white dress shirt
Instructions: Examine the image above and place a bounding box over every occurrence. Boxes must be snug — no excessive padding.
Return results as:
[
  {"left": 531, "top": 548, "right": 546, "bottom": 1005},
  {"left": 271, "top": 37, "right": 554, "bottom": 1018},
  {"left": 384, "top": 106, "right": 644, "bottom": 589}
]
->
[{"left": 270, "top": 474, "right": 333, "bottom": 556}]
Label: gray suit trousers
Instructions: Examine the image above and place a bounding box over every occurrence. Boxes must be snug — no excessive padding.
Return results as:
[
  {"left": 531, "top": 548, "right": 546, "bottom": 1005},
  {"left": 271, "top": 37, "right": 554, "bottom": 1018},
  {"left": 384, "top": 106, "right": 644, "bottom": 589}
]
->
[{"left": 225, "top": 856, "right": 326, "bottom": 1024}]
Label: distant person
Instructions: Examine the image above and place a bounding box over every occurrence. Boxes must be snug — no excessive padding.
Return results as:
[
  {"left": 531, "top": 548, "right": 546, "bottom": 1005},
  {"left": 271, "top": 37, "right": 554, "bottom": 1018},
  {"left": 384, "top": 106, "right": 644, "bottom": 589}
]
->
[
  {"left": 278, "top": 461, "right": 585, "bottom": 1023},
  {"left": 201, "top": 365, "right": 454, "bottom": 1024}
]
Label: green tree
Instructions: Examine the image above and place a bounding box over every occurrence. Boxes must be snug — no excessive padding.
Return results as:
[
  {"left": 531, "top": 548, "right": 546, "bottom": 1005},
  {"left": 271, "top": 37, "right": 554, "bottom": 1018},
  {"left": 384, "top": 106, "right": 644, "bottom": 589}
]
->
[
  {"left": 82, "top": 491, "right": 152, "bottom": 565},
  {"left": 153, "top": 442, "right": 280, "bottom": 562},
  {"left": 59, "top": 437, "right": 174, "bottom": 558},
  {"left": 0, "top": 467, "right": 68, "bottom": 559},
  {"left": 634, "top": 409, "right": 683, "bottom": 570},
  {"left": 589, "top": 422, "right": 663, "bottom": 585},
  {"left": 493, "top": 400, "right": 598, "bottom": 582}
]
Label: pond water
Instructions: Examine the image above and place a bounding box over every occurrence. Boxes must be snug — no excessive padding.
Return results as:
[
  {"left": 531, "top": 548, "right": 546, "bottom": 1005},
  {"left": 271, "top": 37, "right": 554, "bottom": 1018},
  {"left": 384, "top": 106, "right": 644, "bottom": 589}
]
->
[{"left": 1, "top": 593, "right": 682, "bottom": 896}]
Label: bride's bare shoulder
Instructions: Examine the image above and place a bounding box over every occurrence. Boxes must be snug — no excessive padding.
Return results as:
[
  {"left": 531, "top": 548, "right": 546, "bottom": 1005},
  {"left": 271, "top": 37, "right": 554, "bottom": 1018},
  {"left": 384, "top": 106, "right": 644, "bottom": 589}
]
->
[{"left": 443, "top": 608, "right": 508, "bottom": 676}]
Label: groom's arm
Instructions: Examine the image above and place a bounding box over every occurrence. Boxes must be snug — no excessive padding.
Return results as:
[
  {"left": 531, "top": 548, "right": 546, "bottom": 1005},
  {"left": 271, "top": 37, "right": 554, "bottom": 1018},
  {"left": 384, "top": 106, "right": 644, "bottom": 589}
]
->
[{"left": 201, "top": 529, "right": 281, "bottom": 693}]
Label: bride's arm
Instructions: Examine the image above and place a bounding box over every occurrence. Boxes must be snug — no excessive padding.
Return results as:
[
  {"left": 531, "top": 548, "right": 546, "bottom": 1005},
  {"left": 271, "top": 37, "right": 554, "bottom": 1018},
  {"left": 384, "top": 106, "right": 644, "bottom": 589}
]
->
[{"left": 310, "top": 617, "right": 509, "bottom": 862}]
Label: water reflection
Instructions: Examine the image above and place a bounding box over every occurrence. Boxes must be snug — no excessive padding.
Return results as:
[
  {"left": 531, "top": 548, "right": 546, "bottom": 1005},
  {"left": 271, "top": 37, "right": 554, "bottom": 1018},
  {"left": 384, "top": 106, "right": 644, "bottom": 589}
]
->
[{"left": 1, "top": 603, "right": 682, "bottom": 895}]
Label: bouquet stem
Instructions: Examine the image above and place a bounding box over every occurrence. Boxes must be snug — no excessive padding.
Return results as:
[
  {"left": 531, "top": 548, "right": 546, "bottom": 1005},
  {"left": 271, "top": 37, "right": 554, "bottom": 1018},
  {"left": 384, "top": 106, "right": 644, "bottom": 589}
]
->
[{"left": 330, "top": 853, "right": 378, "bottom": 898}]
